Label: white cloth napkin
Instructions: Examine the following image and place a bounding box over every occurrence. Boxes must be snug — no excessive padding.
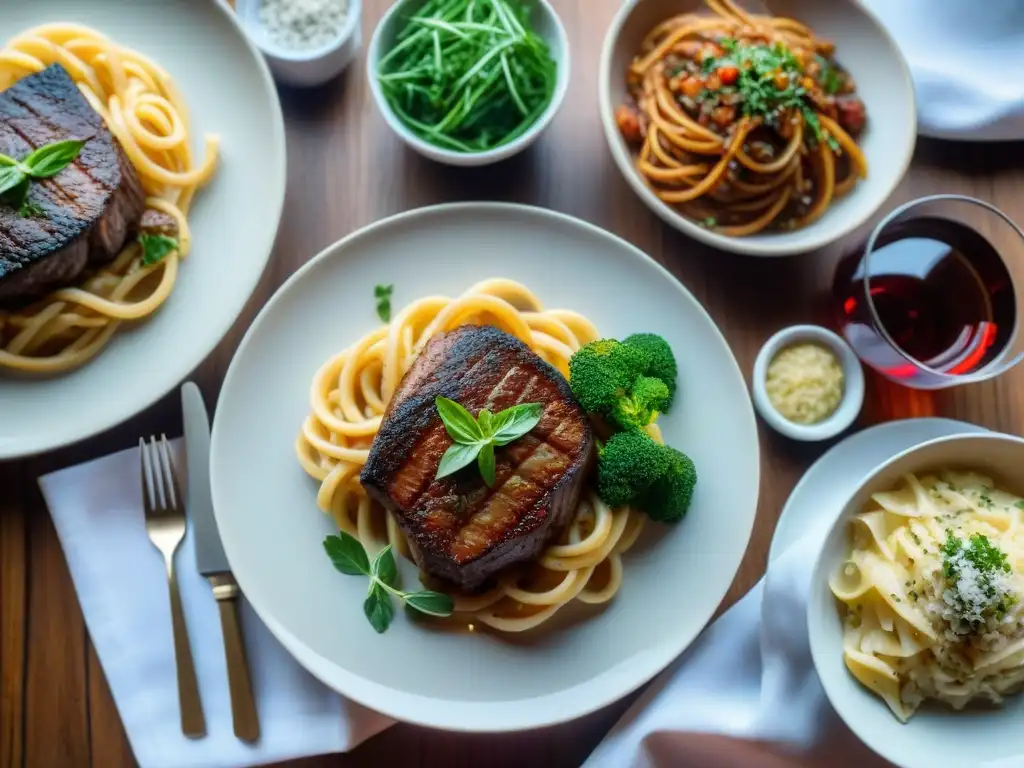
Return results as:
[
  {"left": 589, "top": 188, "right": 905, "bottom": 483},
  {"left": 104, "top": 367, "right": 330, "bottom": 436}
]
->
[
  {"left": 583, "top": 518, "right": 889, "bottom": 768},
  {"left": 860, "top": 0, "right": 1024, "bottom": 141},
  {"left": 38, "top": 441, "right": 392, "bottom": 768}
]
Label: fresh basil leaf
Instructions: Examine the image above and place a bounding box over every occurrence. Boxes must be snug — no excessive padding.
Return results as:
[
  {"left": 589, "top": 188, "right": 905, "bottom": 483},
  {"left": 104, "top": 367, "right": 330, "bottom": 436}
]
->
[
  {"left": 489, "top": 402, "right": 542, "bottom": 446},
  {"left": 138, "top": 233, "right": 178, "bottom": 266},
  {"left": 0, "top": 166, "right": 26, "bottom": 197},
  {"left": 18, "top": 200, "right": 44, "bottom": 218},
  {"left": 363, "top": 582, "right": 395, "bottom": 633},
  {"left": 0, "top": 153, "right": 16, "bottom": 168},
  {"left": 3, "top": 177, "right": 29, "bottom": 211},
  {"left": 436, "top": 442, "right": 482, "bottom": 480},
  {"left": 404, "top": 590, "right": 455, "bottom": 618},
  {"left": 371, "top": 544, "right": 399, "bottom": 588},
  {"left": 374, "top": 284, "right": 393, "bottom": 322},
  {"left": 477, "top": 441, "right": 496, "bottom": 488},
  {"left": 477, "top": 408, "right": 493, "bottom": 434},
  {"left": 435, "top": 396, "right": 484, "bottom": 443},
  {"left": 323, "top": 531, "right": 370, "bottom": 576},
  {"left": 21, "top": 138, "right": 85, "bottom": 178}
]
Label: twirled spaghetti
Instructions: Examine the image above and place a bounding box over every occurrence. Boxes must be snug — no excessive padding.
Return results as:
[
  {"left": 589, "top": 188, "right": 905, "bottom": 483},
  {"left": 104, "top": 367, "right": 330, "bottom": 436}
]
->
[
  {"left": 616, "top": 0, "right": 868, "bottom": 236},
  {"left": 0, "top": 24, "right": 218, "bottom": 373},
  {"left": 296, "top": 278, "right": 651, "bottom": 633}
]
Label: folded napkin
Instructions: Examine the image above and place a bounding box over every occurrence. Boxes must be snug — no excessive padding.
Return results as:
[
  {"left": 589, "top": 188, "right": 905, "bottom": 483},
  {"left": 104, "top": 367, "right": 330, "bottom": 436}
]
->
[
  {"left": 38, "top": 442, "right": 392, "bottom": 768},
  {"left": 582, "top": 518, "right": 889, "bottom": 768},
  {"left": 861, "top": 0, "right": 1024, "bottom": 141}
]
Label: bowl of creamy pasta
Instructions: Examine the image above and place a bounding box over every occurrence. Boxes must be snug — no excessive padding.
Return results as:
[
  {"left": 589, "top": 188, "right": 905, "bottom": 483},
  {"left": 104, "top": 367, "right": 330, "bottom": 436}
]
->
[{"left": 808, "top": 432, "right": 1024, "bottom": 768}]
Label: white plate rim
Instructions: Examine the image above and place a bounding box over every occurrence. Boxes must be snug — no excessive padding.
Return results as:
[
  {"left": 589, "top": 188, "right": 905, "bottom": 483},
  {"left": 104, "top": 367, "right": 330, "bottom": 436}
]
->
[
  {"left": 210, "top": 201, "right": 762, "bottom": 732},
  {"left": 770, "top": 417, "right": 989, "bottom": 561},
  {"left": 0, "top": 0, "right": 286, "bottom": 459}
]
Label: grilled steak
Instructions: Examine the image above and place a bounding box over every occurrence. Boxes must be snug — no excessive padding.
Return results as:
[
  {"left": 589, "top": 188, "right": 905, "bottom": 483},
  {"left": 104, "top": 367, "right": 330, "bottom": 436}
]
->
[
  {"left": 361, "top": 325, "right": 595, "bottom": 591},
  {"left": 0, "top": 64, "right": 146, "bottom": 306}
]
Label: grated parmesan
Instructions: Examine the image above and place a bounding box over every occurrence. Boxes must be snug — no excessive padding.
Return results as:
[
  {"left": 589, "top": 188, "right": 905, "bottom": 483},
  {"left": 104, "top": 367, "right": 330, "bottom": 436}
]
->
[
  {"left": 764, "top": 342, "right": 844, "bottom": 424},
  {"left": 259, "top": 0, "right": 349, "bottom": 51}
]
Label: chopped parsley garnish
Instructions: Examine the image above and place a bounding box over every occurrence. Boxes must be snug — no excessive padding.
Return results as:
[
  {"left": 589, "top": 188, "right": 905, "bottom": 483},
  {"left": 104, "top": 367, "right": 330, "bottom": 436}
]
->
[
  {"left": 374, "top": 284, "right": 394, "bottom": 322},
  {"left": 941, "top": 531, "right": 1017, "bottom": 628},
  {"left": 706, "top": 38, "right": 840, "bottom": 152},
  {"left": 138, "top": 233, "right": 178, "bottom": 266},
  {"left": 701, "top": 217, "right": 717, "bottom": 228},
  {"left": 979, "top": 493, "right": 994, "bottom": 509},
  {"left": 816, "top": 54, "right": 843, "bottom": 95}
]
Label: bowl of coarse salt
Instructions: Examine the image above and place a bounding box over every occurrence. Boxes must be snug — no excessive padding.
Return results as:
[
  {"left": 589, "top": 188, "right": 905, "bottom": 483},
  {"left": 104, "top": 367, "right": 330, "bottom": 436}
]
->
[{"left": 236, "top": 0, "right": 362, "bottom": 87}]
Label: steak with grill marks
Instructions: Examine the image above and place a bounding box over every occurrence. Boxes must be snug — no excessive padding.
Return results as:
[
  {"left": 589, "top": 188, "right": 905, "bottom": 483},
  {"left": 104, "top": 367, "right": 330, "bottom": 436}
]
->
[
  {"left": 0, "top": 64, "right": 146, "bottom": 306},
  {"left": 360, "top": 325, "right": 595, "bottom": 591}
]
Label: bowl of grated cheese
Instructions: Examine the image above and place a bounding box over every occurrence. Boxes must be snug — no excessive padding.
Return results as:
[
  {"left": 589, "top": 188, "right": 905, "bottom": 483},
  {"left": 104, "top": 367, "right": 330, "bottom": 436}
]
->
[
  {"left": 751, "top": 324, "right": 865, "bottom": 442},
  {"left": 236, "top": 0, "right": 362, "bottom": 87}
]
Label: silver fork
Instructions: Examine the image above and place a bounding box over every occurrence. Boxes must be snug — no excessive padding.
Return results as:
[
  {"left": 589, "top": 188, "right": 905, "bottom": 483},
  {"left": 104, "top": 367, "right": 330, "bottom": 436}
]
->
[{"left": 140, "top": 434, "right": 207, "bottom": 739}]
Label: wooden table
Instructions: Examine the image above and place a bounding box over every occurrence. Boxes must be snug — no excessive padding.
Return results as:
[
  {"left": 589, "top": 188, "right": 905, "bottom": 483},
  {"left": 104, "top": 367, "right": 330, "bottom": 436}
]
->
[{"left": 3, "top": 2, "right": 1024, "bottom": 766}]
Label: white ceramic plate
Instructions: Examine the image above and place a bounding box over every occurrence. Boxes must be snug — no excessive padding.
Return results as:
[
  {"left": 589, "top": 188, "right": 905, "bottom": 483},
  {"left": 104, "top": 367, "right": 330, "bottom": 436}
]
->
[
  {"left": 770, "top": 418, "right": 987, "bottom": 560},
  {"left": 599, "top": 0, "right": 917, "bottom": 256},
  {"left": 0, "top": 0, "right": 285, "bottom": 458},
  {"left": 210, "top": 203, "right": 760, "bottom": 731}
]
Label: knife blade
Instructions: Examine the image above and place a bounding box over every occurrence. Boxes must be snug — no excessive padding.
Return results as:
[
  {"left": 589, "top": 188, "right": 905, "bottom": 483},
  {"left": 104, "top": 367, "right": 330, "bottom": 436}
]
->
[
  {"left": 182, "top": 381, "right": 229, "bottom": 575},
  {"left": 181, "top": 381, "right": 261, "bottom": 742}
]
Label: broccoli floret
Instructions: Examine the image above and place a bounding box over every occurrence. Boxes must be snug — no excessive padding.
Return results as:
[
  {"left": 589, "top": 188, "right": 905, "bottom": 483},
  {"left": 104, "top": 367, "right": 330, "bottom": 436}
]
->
[
  {"left": 569, "top": 339, "right": 650, "bottom": 414},
  {"left": 597, "top": 430, "right": 671, "bottom": 507},
  {"left": 639, "top": 448, "right": 697, "bottom": 523},
  {"left": 624, "top": 333, "right": 678, "bottom": 410},
  {"left": 608, "top": 376, "right": 670, "bottom": 431}
]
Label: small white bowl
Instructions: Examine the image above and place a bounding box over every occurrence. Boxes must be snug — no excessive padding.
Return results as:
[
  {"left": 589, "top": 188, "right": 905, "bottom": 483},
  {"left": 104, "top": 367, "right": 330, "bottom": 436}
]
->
[
  {"left": 236, "top": 0, "right": 362, "bottom": 87},
  {"left": 752, "top": 324, "right": 864, "bottom": 442},
  {"left": 808, "top": 432, "right": 1024, "bottom": 768},
  {"left": 366, "top": 0, "right": 570, "bottom": 167}
]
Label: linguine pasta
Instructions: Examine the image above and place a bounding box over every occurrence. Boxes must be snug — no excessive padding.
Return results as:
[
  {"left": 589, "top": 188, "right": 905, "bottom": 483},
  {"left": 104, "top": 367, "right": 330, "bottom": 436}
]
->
[
  {"left": 0, "top": 24, "right": 218, "bottom": 373},
  {"left": 296, "top": 278, "right": 651, "bottom": 633},
  {"left": 831, "top": 471, "right": 1024, "bottom": 721}
]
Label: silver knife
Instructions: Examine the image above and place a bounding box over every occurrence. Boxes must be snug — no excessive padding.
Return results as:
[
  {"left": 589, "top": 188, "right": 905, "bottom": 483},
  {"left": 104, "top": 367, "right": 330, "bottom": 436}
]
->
[{"left": 182, "top": 381, "right": 261, "bottom": 743}]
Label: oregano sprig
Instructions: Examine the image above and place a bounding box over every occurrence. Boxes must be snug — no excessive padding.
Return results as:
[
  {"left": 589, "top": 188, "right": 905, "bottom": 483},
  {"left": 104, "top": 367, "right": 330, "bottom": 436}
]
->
[
  {"left": 434, "top": 396, "right": 542, "bottom": 487},
  {"left": 323, "top": 530, "right": 454, "bottom": 633}
]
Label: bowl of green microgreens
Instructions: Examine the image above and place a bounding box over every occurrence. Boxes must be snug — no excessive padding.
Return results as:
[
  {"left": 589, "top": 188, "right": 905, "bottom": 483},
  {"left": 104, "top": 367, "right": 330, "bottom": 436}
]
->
[{"left": 367, "top": 0, "right": 569, "bottom": 166}]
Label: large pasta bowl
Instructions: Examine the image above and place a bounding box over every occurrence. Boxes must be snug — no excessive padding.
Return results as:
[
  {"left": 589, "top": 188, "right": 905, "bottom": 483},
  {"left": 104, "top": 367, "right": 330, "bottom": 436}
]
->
[
  {"left": 808, "top": 432, "right": 1024, "bottom": 768},
  {"left": 599, "top": 0, "right": 916, "bottom": 256}
]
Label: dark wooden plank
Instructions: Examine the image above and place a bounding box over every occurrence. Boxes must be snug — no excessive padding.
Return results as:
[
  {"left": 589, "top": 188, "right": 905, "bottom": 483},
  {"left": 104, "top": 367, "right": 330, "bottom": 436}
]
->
[
  {"left": 87, "top": 644, "right": 135, "bottom": 768},
  {"left": 0, "top": 462, "right": 27, "bottom": 768},
  {"left": 22, "top": 481, "right": 90, "bottom": 768}
]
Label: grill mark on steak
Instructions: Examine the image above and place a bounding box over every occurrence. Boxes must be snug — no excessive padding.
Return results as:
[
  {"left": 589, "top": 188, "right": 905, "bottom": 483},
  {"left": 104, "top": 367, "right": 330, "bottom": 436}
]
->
[
  {"left": 0, "top": 64, "right": 146, "bottom": 307},
  {"left": 361, "top": 325, "right": 594, "bottom": 590}
]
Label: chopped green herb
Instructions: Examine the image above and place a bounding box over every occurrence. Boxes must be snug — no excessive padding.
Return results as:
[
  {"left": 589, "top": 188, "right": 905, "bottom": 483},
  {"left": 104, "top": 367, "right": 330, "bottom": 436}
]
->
[
  {"left": 979, "top": 493, "right": 994, "bottom": 509},
  {"left": 701, "top": 216, "right": 717, "bottom": 228},
  {"left": 138, "top": 233, "right": 178, "bottom": 266},
  {"left": 1014, "top": 500, "right": 1024, "bottom": 510},
  {"left": 374, "top": 284, "right": 394, "bottom": 322},
  {"left": 890, "top": 593, "right": 901, "bottom": 603},
  {"left": 17, "top": 200, "right": 44, "bottom": 218},
  {"left": 909, "top": 590, "right": 919, "bottom": 602},
  {"left": 911, "top": 532, "right": 921, "bottom": 545}
]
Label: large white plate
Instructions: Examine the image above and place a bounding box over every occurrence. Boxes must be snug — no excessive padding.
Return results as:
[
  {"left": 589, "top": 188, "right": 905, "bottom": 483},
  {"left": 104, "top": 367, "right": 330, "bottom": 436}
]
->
[
  {"left": 0, "top": 0, "right": 285, "bottom": 458},
  {"left": 210, "top": 204, "right": 761, "bottom": 731}
]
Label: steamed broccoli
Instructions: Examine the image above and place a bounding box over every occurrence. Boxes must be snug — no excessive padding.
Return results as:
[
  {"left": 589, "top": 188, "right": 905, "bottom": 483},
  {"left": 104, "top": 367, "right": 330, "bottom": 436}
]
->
[
  {"left": 568, "top": 339, "right": 650, "bottom": 414},
  {"left": 624, "top": 333, "right": 678, "bottom": 410},
  {"left": 638, "top": 447, "right": 697, "bottom": 523},
  {"left": 597, "top": 430, "right": 671, "bottom": 507},
  {"left": 608, "top": 376, "right": 670, "bottom": 431},
  {"left": 597, "top": 431, "right": 697, "bottom": 522}
]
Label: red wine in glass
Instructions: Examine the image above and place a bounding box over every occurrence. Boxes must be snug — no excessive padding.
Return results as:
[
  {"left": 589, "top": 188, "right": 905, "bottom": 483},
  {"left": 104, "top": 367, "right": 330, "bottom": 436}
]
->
[{"left": 833, "top": 214, "right": 1017, "bottom": 388}]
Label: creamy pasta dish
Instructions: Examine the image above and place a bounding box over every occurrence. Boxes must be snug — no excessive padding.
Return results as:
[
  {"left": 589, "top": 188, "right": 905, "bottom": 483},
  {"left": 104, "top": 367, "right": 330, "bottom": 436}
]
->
[{"left": 831, "top": 470, "right": 1024, "bottom": 721}]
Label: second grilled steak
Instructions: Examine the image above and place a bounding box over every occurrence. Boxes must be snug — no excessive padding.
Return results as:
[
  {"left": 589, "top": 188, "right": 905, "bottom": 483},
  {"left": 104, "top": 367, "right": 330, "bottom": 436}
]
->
[
  {"left": 361, "top": 325, "right": 595, "bottom": 591},
  {"left": 0, "top": 64, "right": 146, "bottom": 306}
]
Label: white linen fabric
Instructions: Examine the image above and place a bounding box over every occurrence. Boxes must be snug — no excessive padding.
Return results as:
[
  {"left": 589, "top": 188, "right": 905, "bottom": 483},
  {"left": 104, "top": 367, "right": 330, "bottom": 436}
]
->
[
  {"left": 38, "top": 442, "right": 392, "bottom": 768},
  {"left": 861, "top": 0, "right": 1024, "bottom": 141}
]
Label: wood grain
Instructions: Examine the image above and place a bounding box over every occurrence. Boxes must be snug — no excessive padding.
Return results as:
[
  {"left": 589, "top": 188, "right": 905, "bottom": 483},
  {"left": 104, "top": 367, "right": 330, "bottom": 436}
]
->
[{"left": 2, "top": 1, "right": 1024, "bottom": 766}]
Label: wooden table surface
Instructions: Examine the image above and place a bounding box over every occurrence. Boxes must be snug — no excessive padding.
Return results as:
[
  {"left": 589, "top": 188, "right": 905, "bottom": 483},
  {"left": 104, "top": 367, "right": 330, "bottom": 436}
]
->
[{"left": 4, "top": 1, "right": 1024, "bottom": 766}]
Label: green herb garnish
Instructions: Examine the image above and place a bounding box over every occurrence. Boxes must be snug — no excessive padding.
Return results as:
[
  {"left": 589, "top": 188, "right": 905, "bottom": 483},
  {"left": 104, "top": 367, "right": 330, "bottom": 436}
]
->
[
  {"left": 815, "top": 54, "right": 843, "bottom": 95},
  {"left": 941, "top": 531, "right": 1017, "bottom": 627},
  {"left": 323, "top": 530, "right": 454, "bottom": 634},
  {"left": 0, "top": 138, "right": 86, "bottom": 212},
  {"left": 374, "top": 284, "right": 393, "bottom": 322},
  {"left": 138, "top": 233, "right": 179, "bottom": 266},
  {"left": 1015, "top": 499, "right": 1024, "bottom": 510},
  {"left": 17, "top": 200, "right": 45, "bottom": 218},
  {"left": 377, "top": 0, "right": 557, "bottom": 153},
  {"left": 707, "top": 39, "right": 840, "bottom": 152},
  {"left": 434, "top": 396, "right": 542, "bottom": 487}
]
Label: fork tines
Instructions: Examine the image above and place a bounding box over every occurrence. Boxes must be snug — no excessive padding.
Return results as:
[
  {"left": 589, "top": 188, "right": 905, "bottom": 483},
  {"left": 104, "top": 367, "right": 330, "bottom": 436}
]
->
[{"left": 140, "top": 434, "right": 182, "bottom": 514}]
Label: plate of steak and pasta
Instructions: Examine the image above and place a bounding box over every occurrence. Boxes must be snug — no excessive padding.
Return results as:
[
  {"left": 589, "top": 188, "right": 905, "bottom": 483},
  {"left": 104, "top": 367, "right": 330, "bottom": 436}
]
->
[
  {"left": 0, "top": 0, "right": 284, "bottom": 458},
  {"left": 209, "top": 203, "right": 761, "bottom": 731}
]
